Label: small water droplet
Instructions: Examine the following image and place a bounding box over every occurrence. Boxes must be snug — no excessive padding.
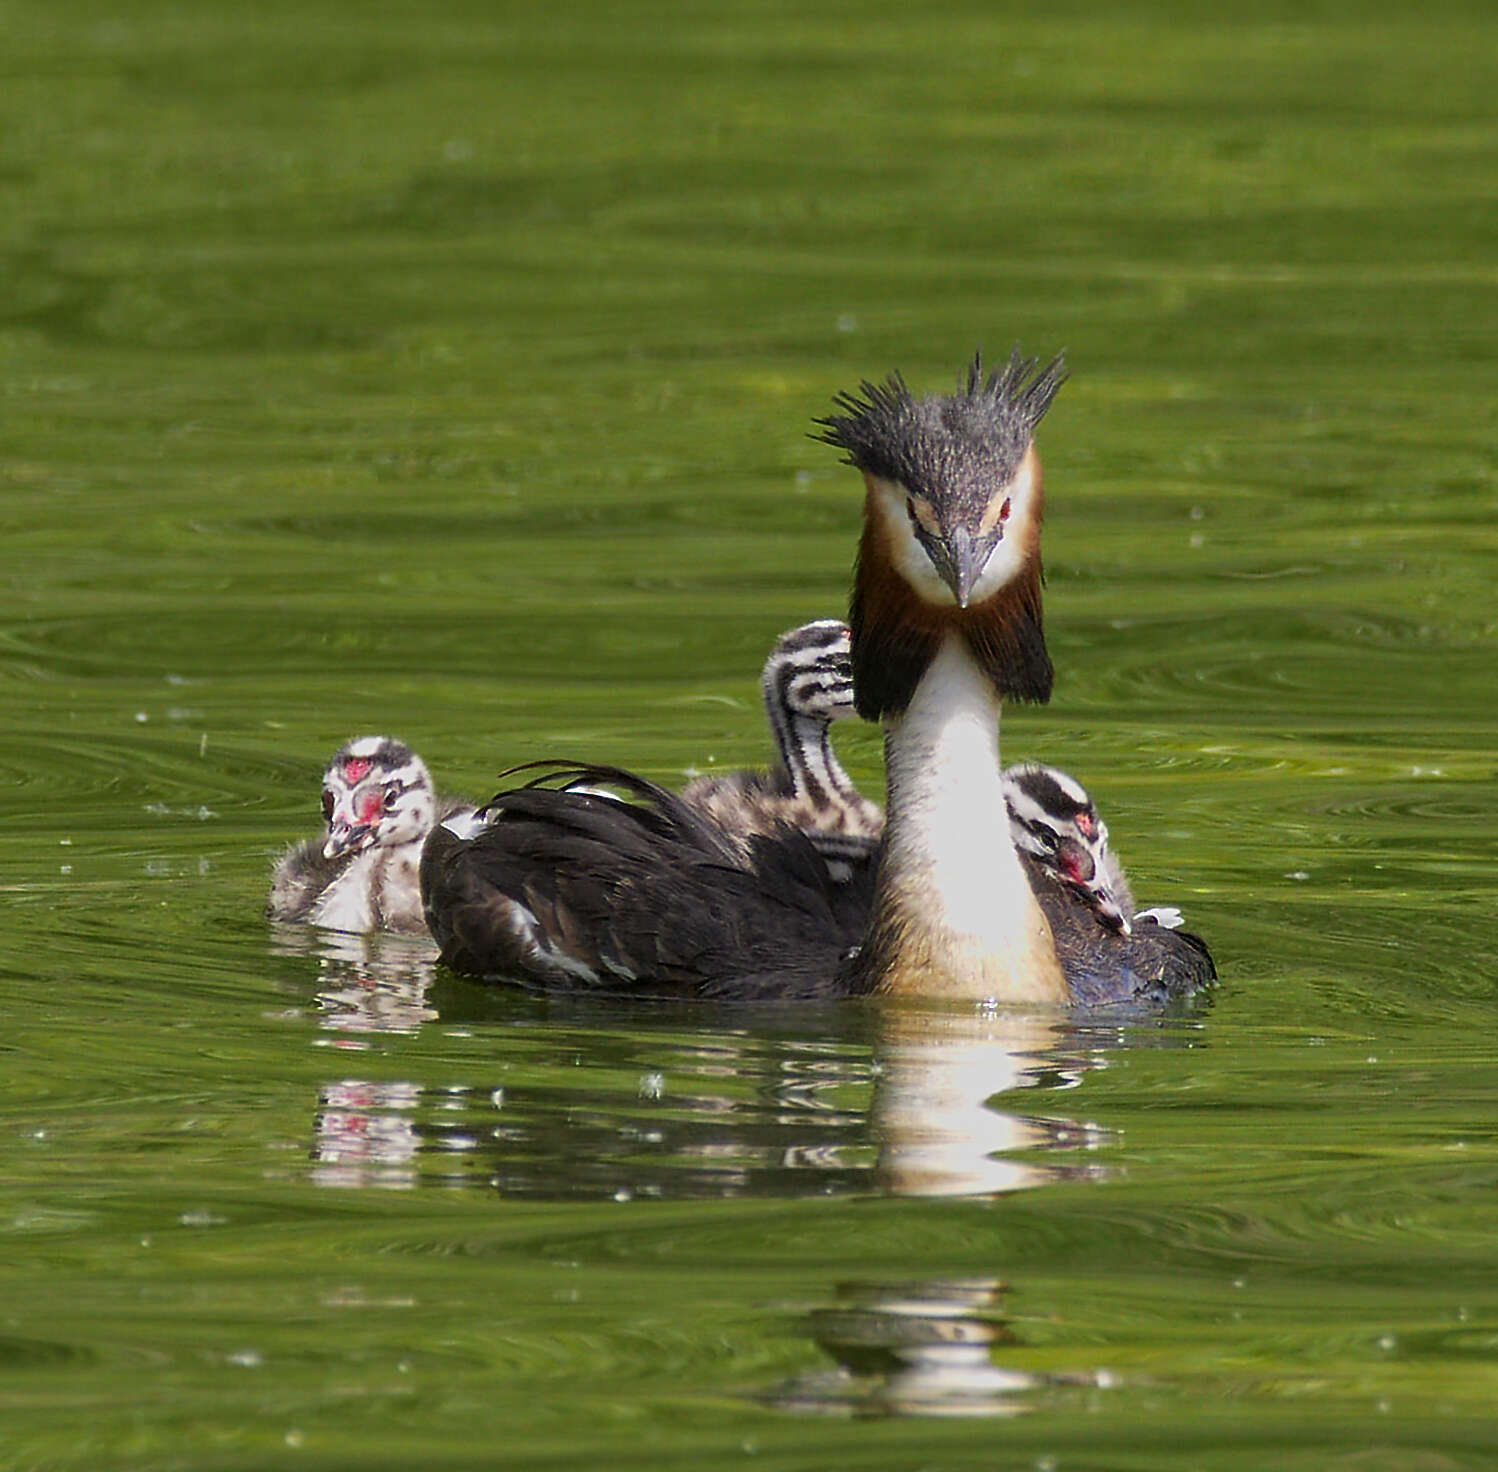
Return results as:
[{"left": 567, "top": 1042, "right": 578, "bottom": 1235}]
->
[{"left": 179, "top": 1209, "right": 227, "bottom": 1227}]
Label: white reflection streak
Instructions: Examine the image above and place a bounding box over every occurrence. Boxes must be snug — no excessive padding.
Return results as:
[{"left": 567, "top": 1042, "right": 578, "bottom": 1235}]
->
[
  {"left": 872, "top": 1007, "right": 1099, "bottom": 1198},
  {"left": 268, "top": 923, "right": 439, "bottom": 1034}
]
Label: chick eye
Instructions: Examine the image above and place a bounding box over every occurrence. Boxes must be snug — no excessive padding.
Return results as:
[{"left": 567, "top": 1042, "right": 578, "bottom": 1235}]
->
[
  {"left": 384, "top": 783, "right": 402, "bottom": 809},
  {"left": 320, "top": 789, "right": 335, "bottom": 821},
  {"left": 1029, "top": 823, "right": 1060, "bottom": 853},
  {"left": 999, "top": 497, "right": 1011, "bottom": 522}
]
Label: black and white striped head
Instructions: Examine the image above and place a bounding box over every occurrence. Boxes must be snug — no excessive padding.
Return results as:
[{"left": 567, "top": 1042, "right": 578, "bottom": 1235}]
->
[
  {"left": 762, "top": 620, "right": 857, "bottom": 725},
  {"left": 319, "top": 736, "right": 436, "bottom": 860},
  {"left": 1002, "top": 762, "right": 1131, "bottom": 935}
]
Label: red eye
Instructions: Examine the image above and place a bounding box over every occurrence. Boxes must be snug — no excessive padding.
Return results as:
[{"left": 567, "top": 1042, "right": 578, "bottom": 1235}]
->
[
  {"left": 320, "top": 789, "right": 334, "bottom": 821},
  {"left": 999, "top": 497, "right": 1011, "bottom": 521}
]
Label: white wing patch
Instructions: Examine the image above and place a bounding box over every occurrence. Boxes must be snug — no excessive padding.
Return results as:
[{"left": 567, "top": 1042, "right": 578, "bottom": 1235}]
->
[
  {"left": 440, "top": 809, "right": 487, "bottom": 840},
  {"left": 1135, "top": 906, "right": 1184, "bottom": 930}
]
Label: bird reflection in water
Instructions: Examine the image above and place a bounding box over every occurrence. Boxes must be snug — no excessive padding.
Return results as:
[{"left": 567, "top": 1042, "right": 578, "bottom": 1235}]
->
[
  {"left": 773, "top": 1277, "right": 1035, "bottom": 1418},
  {"left": 269, "top": 925, "right": 441, "bottom": 1188},
  {"left": 772, "top": 1005, "right": 1131, "bottom": 1418},
  {"left": 267, "top": 922, "right": 439, "bottom": 1035},
  {"left": 872, "top": 1005, "right": 1107, "bottom": 1197},
  {"left": 279, "top": 923, "right": 1191, "bottom": 1409}
]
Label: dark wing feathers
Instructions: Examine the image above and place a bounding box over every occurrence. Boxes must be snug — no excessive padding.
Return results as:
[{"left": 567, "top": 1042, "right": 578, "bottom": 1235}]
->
[
  {"left": 1029, "top": 873, "right": 1216, "bottom": 1005},
  {"left": 421, "top": 763, "right": 870, "bottom": 998}
]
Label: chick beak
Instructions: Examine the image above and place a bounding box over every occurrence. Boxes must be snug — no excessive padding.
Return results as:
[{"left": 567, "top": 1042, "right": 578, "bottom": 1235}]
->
[
  {"left": 323, "top": 820, "right": 373, "bottom": 860},
  {"left": 1094, "top": 895, "right": 1134, "bottom": 937}
]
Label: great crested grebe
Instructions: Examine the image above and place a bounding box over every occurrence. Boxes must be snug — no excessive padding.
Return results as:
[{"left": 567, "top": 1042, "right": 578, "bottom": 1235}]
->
[
  {"left": 420, "top": 353, "right": 1214, "bottom": 1003},
  {"left": 268, "top": 736, "right": 472, "bottom": 935}
]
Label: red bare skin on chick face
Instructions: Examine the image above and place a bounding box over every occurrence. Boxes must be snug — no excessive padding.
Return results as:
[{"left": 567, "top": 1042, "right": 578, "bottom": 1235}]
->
[
  {"left": 1058, "top": 844, "right": 1095, "bottom": 886},
  {"left": 355, "top": 790, "right": 384, "bottom": 826},
  {"left": 342, "top": 757, "right": 373, "bottom": 784}
]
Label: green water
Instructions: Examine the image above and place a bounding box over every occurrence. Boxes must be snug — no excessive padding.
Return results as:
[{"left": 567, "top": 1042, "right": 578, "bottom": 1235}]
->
[{"left": 5, "top": 1, "right": 1498, "bottom": 1466}]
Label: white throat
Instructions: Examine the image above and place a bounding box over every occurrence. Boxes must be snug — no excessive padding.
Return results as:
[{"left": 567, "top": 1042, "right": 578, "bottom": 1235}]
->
[
  {"left": 308, "top": 835, "right": 427, "bottom": 934},
  {"left": 873, "top": 634, "right": 1067, "bottom": 1002}
]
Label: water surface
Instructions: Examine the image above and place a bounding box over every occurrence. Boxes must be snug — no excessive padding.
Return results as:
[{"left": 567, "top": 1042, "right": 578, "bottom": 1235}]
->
[{"left": 4, "top": 2, "right": 1498, "bottom": 1466}]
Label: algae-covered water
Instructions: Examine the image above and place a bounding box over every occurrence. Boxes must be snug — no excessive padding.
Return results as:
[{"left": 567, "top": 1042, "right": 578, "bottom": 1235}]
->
[{"left": 5, "top": 2, "right": 1498, "bottom": 1466}]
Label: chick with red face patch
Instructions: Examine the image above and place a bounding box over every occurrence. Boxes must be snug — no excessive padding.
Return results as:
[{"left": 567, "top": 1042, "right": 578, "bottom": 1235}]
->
[
  {"left": 321, "top": 743, "right": 433, "bottom": 860},
  {"left": 1001, "top": 761, "right": 1135, "bottom": 936},
  {"left": 268, "top": 737, "right": 469, "bottom": 935}
]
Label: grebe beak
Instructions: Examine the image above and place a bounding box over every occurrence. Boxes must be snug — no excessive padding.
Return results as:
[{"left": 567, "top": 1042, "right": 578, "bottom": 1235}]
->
[{"left": 935, "top": 526, "right": 997, "bottom": 609}]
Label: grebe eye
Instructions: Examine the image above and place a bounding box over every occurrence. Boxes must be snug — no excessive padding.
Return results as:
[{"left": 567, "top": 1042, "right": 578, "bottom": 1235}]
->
[
  {"left": 999, "top": 497, "right": 1011, "bottom": 521},
  {"left": 905, "top": 496, "right": 918, "bottom": 523},
  {"left": 320, "top": 789, "right": 334, "bottom": 821}
]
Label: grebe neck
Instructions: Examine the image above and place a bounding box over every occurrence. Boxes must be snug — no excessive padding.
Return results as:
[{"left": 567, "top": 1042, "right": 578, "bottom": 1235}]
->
[
  {"left": 771, "top": 703, "right": 859, "bottom": 810},
  {"left": 858, "top": 633, "right": 1067, "bottom": 1002}
]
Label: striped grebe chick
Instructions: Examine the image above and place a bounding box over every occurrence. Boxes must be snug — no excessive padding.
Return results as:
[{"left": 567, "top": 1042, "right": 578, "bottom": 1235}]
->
[
  {"left": 421, "top": 354, "right": 1214, "bottom": 1003},
  {"left": 681, "top": 619, "right": 882, "bottom": 863},
  {"left": 268, "top": 736, "right": 471, "bottom": 936},
  {"left": 1001, "top": 761, "right": 1134, "bottom": 935}
]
